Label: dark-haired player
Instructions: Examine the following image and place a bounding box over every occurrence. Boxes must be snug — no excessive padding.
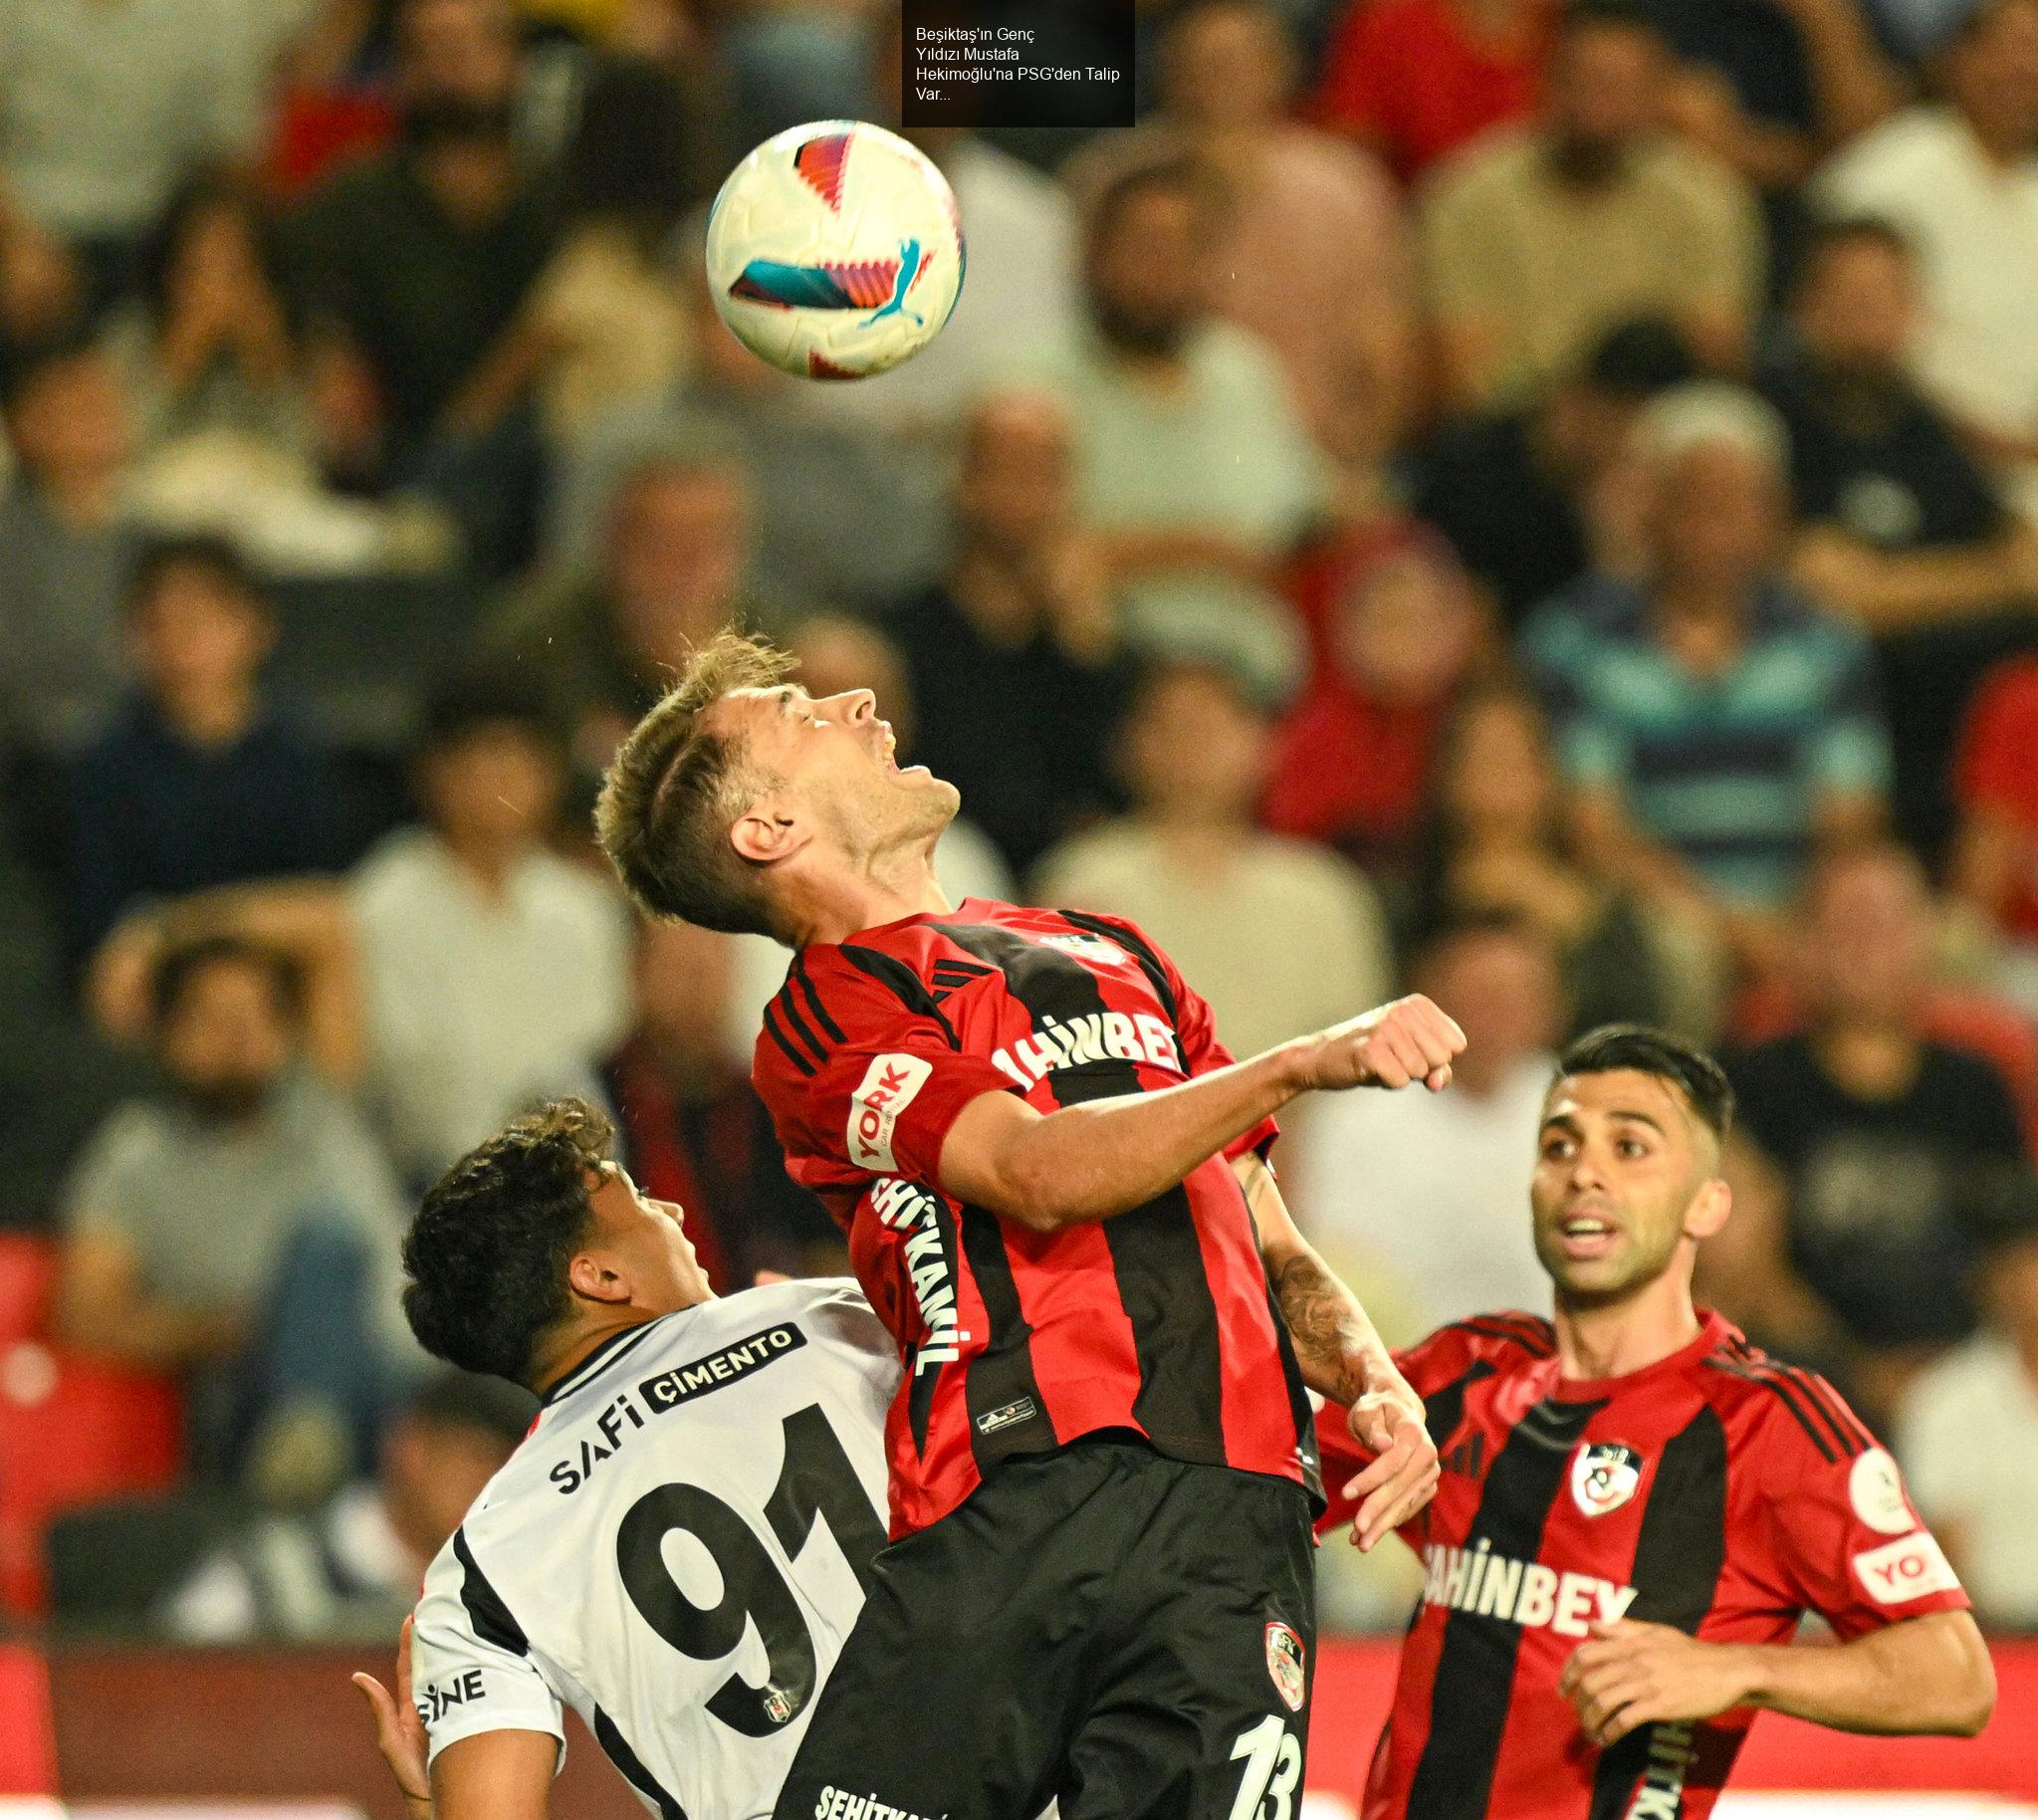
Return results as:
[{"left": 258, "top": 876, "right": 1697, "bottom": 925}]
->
[
  {"left": 593, "top": 629, "right": 1461, "bottom": 1819},
  {"left": 360, "top": 1098, "right": 899, "bottom": 1820},
  {"left": 1319, "top": 1026, "right": 1996, "bottom": 1820}
]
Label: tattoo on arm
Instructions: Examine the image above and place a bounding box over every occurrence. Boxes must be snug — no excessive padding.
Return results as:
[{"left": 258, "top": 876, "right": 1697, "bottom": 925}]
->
[{"left": 1271, "top": 1250, "right": 1369, "bottom": 1405}]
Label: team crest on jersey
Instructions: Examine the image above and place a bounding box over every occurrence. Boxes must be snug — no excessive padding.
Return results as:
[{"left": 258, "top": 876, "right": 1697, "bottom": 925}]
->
[
  {"left": 1264, "top": 1621, "right": 1306, "bottom": 1711},
  {"left": 1570, "top": 1442, "right": 1644, "bottom": 1516},
  {"left": 1039, "top": 932, "right": 1130, "bottom": 966}
]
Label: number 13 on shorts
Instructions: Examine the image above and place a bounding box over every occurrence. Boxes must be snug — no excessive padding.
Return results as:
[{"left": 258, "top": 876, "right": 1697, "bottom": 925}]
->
[{"left": 1229, "top": 1714, "right": 1302, "bottom": 1820}]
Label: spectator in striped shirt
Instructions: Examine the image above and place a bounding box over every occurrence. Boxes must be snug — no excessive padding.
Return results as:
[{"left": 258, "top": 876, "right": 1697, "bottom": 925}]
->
[{"left": 1523, "top": 382, "right": 1893, "bottom": 992}]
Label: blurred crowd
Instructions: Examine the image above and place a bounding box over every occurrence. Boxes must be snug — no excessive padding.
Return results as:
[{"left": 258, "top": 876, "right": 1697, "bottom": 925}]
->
[{"left": 5, "top": 0, "right": 2038, "bottom": 1641}]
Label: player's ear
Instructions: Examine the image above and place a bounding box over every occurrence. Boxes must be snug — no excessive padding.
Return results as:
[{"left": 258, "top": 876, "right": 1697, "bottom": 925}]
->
[
  {"left": 566, "top": 1249, "right": 633, "bottom": 1306},
  {"left": 1684, "top": 1176, "right": 1731, "bottom": 1242},
  {"left": 729, "top": 792, "right": 808, "bottom": 866}
]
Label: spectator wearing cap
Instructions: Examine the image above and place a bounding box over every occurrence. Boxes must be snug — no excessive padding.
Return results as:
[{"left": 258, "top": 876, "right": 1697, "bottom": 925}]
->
[
  {"left": 1524, "top": 382, "right": 1893, "bottom": 982},
  {"left": 1711, "top": 841, "right": 2038, "bottom": 1426},
  {"left": 1065, "top": 0, "right": 1419, "bottom": 450},
  {"left": 1898, "top": 1213, "right": 2038, "bottom": 1630},
  {"left": 882, "top": 389, "right": 1130, "bottom": 878},
  {"left": 1005, "top": 156, "right": 1333, "bottom": 597},
  {"left": 1309, "top": 0, "right": 1555, "bottom": 189},
  {"left": 1421, "top": 0, "right": 1763, "bottom": 411},
  {"left": 1413, "top": 317, "right": 1698, "bottom": 630},
  {"left": 1032, "top": 656, "right": 1392, "bottom": 1063},
  {"left": 56, "top": 929, "right": 412, "bottom": 1492},
  {"left": 1816, "top": 0, "right": 2038, "bottom": 514},
  {"left": 348, "top": 669, "right": 631, "bottom": 1186},
  {"left": 1261, "top": 536, "right": 1485, "bottom": 870},
  {"left": 63, "top": 538, "right": 358, "bottom": 961},
  {"left": 0, "top": 332, "right": 139, "bottom": 754},
  {"left": 164, "top": 1370, "right": 534, "bottom": 1643}
]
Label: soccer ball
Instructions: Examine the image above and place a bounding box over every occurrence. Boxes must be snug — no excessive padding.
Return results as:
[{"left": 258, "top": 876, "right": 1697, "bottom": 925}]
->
[{"left": 705, "top": 120, "right": 965, "bottom": 381}]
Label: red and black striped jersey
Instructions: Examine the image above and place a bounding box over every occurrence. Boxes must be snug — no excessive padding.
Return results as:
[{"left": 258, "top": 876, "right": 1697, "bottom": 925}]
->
[
  {"left": 1318, "top": 1310, "right": 1970, "bottom": 1820},
  {"left": 751, "top": 897, "right": 1320, "bottom": 1537}
]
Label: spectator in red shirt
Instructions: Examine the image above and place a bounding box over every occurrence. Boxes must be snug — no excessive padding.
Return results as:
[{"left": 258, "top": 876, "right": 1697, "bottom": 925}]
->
[
  {"left": 1263, "top": 533, "right": 1484, "bottom": 868},
  {"left": 1309, "top": 0, "right": 1556, "bottom": 187},
  {"left": 1953, "top": 653, "right": 2038, "bottom": 1018}
]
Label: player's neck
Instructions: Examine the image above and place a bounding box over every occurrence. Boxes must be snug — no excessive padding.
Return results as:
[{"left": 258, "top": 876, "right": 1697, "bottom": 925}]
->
[
  {"left": 531, "top": 1310, "right": 668, "bottom": 1400},
  {"left": 790, "top": 845, "right": 952, "bottom": 947},
  {"left": 1552, "top": 1278, "right": 1703, "bottom": 1384}
]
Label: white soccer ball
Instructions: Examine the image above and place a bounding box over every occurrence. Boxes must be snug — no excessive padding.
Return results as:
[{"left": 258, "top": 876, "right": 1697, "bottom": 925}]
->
[{"left": 705, "top": 119, "right": 966, "bottom": 381}]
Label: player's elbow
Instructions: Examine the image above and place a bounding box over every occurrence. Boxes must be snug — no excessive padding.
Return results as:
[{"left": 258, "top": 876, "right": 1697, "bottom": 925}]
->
[
  {"left": 1909, "top": 1613, "right": 1996, "bottom": 1736},
  {"left": 1942, "top": 1630, "right": 1997, "bottom": 1737}
]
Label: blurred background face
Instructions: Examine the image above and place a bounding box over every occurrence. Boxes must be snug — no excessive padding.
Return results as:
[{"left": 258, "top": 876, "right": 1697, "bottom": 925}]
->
[
  {"left": 1646, "top": 442, "right": 1785, "bottom": 593},
  {"left": 1801, "top": 848, "right": 1932, "bottom": 1026},
  {"left": 1947, "top": 0, "right": 2038, "bottom": 145},
  {"left": 158, "top": 957, "right": 295, "bottom": 1120},
  {"left": 131, "top": 565, "right": 272, "bottom": 707},
  {"left": 1086, "top": 183, "right": 1213, "bottom": 355},
  {"left": 632, "top": 918, "right": 744, "bottom": 1080},
  {"left": 1544, "top": 22, "right": 1668, "bottom": 169},
  {"left": 383, "top": 1412, "right": 521, "bottom": 1561},
  {"left": 607, "top": 465, "right": 748, "bottom": 661},
  {"left": 1161, "top": 0, "right": 1293, "bottom": 130},
  {"left": 1415, "top": 928, "right": 1561, "bottom": 1082},
  {"left": 957, "top": 391, "right": 1075, "bottom": 559},
  {"left": 422, "top": 723, "right": 563, "bottom": 850},
  {"left": 1335, "top": 549, "right": 1480, "bottom": 705},
  {"left": 399, "top": 0, "right": 520, "bottom": 107},
  {"left": 1982, "top": 1235, "right": 2038, "bottom": 1342},
  {"left": 1123, "top": 665, "right": 1269, "bottom": 823},
  {"left": 8, "top": 351, "right": 133, "bottom": 482},
  {"left": 1796, "top": 237, "right": 1917, "bottom": 373},
  {"left": 168, "top": 198, "right": 269, "bottom": 307},
  {"left": 1442, "top": 694, "right": 1558, "bottom": 842}
]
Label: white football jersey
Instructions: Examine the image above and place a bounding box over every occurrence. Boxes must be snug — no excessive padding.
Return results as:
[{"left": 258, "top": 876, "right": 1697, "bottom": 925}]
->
[{"left": 410, "top": 1279, "right": 897, "bottom": 1817}]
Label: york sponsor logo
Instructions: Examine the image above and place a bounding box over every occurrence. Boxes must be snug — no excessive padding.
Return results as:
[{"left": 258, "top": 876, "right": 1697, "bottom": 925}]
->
[
  {"left": 1420, "top": 1539, "right": 1637, "bottom": 1636},
  {"left": 990, "top": 1010, "right": 1183, "bottom": 1090},
  {"left": 871, "top": 1178, "right": 970, "bottom": 1374},
  {"left": 812, "top": 1790, "right": 946, "bottom": 1820},
  {"left": 846, "top": 1053, "right": 932, "bottom": 1173},
  {"left": 1852, "top": 1530, "right": 1962, "bottom": 1605}
]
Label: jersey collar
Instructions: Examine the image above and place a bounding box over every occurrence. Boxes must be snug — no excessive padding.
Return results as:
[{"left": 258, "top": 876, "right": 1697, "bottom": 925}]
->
[{"left": 1545, "top": 1309, "right": 1736, "bottom": 1402}]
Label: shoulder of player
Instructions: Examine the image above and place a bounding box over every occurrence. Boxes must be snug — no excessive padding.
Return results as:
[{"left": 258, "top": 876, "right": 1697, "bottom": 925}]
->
[
  {"left": 1409, "top": 1310, "right": 1559, "bottom": 1381},
  {"left": 1695, "top": 1334, "right": 1878, "bottom": 1467}
]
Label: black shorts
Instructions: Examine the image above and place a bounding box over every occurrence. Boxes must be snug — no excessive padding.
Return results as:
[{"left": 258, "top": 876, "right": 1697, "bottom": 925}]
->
[{"left": 773, "top": 1434, "right": 1316, "bottom": 1820}]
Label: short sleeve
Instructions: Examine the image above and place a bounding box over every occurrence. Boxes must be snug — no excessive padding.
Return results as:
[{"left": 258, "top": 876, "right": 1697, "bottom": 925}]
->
[
  {"left": 411, "top": 1540, "right": 566, "bottom": 1773},
  {"left": 753, "top": 966, "right": 1014, "bottom": 1196},
  {"left": 1756, "top": 1392, "right": 1970, "bottom": 1640}
]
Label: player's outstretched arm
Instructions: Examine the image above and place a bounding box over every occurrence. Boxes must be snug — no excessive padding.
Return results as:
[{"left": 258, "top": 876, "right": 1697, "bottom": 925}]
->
[
  {"left": 352, "top": 1617, "right": 432, "bottom": 1820},
  {"left": 938, "top": 995, "right": 1466, "bottom": 1232},
  {"left": 1238, "top": 1154, "right": 1440, "bottom": 1551},
  {"left": 1559, "top": 1611, "right": 1996, "bottom": 1748}
]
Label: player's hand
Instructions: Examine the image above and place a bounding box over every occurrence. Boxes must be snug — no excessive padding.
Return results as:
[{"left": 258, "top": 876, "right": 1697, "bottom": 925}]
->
[
  {"left": 351, "top": 1614, "right": 433, "bottom": 1820},
  {"left": 1289, "top": 996, "right": 1466, "bottom": 1095},
  {"left": 1559, "top": 1620, "right": 1755, "bottom": 1747},
  {"left": 1340, "top": 1384, "right": 1440, "bottom": 1553}
]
